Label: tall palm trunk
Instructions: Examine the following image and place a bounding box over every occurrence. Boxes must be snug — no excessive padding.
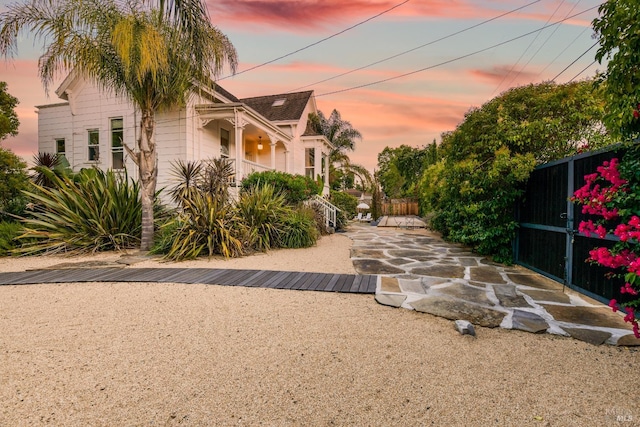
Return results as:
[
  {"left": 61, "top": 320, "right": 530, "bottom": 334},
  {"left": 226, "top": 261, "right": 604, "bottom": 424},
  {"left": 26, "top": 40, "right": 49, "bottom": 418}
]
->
[{"left": 136, "top": 109, "right": 157, "bottom": 251}]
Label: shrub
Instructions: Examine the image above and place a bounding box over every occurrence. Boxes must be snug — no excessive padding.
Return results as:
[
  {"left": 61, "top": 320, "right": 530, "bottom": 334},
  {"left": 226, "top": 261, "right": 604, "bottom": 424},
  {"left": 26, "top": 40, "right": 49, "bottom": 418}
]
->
[
  {"left": 162, "top": 193, "right": 244, "bottom": 260},
  {"left": 0, "top": 147, "right": 29, "bottom": 220},
  {"left": 572, "top": 146, "right": 640, "bottom": 337},
  {"left": 241, "top": 171, "right": 320, "bottom": 205},
  {"left": 330, "top": 190, "right": 358, "bottom": 230},
  {"left": 236, "top": 183, "right": 291, "bottom": 252},
  {"left": 0, "top": 221, "right": 22, "bottom": 256},
  {"left": 16, "top": 168, "right": 142, "bottom": 254},
  {"left": 279, "top": 207, "right": 319, "bottom": 248}
]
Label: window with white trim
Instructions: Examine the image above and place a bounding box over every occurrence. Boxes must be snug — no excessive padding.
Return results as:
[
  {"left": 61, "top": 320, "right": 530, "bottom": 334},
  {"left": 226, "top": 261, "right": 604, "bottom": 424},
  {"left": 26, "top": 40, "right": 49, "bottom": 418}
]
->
[
  {"left": 220, "top": 128, "right": 230, "bottom": 158},
  {"left": 305, "top": 148, "right": 315, "bottom": 179},
  {"left": 111, "top": 118, "right": 124, "bottom": 169},
  {"left": 88, "top": 129, "right": 99, "bottom": 161},
  {"left": 55, "top": 138, "right": 66, "bottom": 159}
]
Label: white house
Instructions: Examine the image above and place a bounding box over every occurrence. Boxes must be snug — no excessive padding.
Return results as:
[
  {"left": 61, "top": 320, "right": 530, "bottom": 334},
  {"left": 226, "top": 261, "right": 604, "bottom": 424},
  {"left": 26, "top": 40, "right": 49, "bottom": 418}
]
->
[{"left": 36, "top": 72, "right": 333, "bottom": 197}]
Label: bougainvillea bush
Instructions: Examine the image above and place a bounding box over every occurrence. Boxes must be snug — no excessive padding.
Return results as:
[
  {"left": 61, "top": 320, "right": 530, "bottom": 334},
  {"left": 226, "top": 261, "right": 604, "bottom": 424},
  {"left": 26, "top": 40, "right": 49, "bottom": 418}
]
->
[{"left": 572, "top": 144, "right": 640, "bottom": 338}]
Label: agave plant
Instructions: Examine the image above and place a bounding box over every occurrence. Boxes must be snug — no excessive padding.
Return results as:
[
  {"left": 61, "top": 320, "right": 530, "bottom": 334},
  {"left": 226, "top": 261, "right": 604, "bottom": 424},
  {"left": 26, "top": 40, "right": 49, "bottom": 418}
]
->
[{"left": 16, "top": 168, "right": 142, "bottom": 254}]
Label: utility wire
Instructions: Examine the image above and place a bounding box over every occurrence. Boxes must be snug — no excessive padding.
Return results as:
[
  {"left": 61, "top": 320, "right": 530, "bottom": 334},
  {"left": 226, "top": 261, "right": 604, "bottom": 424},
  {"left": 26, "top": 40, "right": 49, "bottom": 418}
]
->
[
  {"left": 491, "top": 0, "right": 566, "bottom": 96},
  {"left": 315, "top": 5, "right": 599, "bottom": 98},
  {"left": 537, "top": 25, "right": 589, "bottom": 78},
  {"left": 568, "top": 60, "right": 598, "bottom": 82},
  {"left": 217, "top": 0, "right": 411, "bottom": 81},
  {"left": 551, "top": 41, "right": 598, "bottom": 81},
  {"left": 289, "top": 0, "right": 541, "bottom": 93}
]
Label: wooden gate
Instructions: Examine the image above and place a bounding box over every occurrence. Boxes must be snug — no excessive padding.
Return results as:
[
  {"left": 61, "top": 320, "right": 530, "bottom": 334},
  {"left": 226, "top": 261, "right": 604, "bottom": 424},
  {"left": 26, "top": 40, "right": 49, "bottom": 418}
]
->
[
  {"left": 515, "top": 146, "right": 632, "bottom": 304},
  {"left": 381, "top": 200, "right": 419, "bottom": 216}
]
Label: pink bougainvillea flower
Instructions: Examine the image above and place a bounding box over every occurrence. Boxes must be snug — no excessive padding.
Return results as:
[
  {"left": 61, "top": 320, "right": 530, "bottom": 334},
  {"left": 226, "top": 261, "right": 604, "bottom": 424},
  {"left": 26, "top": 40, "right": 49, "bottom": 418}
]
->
[{"left": 609, "top": 299, "right": 618, "bottom": 312}]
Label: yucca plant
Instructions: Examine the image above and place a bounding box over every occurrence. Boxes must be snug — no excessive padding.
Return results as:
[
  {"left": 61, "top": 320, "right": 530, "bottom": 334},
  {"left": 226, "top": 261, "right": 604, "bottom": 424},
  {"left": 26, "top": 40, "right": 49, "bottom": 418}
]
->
[
  {"left": 278, "top": 207, "right": 319, "bottom": 249},
  {"left": 31, "top": 152, "right": 72, "bottom": 188},
  {"left": 16, "top": 168, "right": 142, "bottom": 254},
  {"left": 169, "top": 158, "right": 234, "bottom": 207},
  {"left": 236, "top": 183, "right": 291, "bottom": 252},
  {"left": 168, "top": 159, "right": 203, "bottom": 205},
  {"left": 162, "top": 192, "right": 244, "bottom": 260}
]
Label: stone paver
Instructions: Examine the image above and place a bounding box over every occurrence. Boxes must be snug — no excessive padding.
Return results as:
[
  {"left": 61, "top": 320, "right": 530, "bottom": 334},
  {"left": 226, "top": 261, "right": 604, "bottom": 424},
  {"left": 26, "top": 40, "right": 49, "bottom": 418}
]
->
[{"left": 345, "top": 221, "right": 637, "bottom": 346}]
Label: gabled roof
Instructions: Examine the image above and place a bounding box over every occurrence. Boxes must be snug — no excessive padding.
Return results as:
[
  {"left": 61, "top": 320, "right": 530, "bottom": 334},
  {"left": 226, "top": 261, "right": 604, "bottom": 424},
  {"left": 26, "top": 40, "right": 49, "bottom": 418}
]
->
[
  {"left": 212, "top": 84, "right": 239, "bottom": 103},
  {"left": 240, "top": 91, "right": 314, "bottom": 122}
]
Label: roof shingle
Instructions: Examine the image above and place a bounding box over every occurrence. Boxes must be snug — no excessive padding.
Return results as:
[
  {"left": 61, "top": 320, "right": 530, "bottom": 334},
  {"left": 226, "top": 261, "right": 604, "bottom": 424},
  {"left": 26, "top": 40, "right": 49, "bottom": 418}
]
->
[{"left": 240, "top": 91, "right": 313, "bottom": 121}]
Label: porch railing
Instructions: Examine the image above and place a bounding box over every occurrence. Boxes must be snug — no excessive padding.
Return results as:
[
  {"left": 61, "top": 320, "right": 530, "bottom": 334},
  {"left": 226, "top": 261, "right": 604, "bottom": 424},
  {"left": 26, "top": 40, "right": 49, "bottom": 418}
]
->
[
  {"left": 228, "top": 158, "right": 274, "bottom": 186},
  {"left": 309, "top": 195, "right": 340, "bottom": 230}
]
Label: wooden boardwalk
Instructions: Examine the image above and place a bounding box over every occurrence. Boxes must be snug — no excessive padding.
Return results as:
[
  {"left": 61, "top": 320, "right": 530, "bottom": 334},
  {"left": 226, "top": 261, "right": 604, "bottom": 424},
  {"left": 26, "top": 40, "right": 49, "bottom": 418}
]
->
[{"left": 0, "top": 268, "right": 378, "bottom": 294}]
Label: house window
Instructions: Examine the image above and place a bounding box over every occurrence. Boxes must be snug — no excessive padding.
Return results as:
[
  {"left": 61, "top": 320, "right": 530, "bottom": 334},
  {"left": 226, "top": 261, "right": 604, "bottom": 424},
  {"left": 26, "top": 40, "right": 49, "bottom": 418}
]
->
[
  {"left": 55, "top": 138, "right": 66, "bottom": 159},
  {"left": 305, "top": 148, "right": 315, "bottom": 179},
  {"left": 220, "top": 128, "right": 229, "bottom": 158},
  {"left": 88, "top": 129, "right": 99, "bottom": 161},
  {"left": 111, "top": 118, "right": 124, "bottom": 169}
]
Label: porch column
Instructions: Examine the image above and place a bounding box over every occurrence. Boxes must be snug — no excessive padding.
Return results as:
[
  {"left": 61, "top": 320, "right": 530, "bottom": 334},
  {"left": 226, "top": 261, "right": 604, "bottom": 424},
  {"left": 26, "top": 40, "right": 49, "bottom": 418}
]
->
[
  {"left": 267, "top": 133, "right": 277, "bottom": 170},
  {"left": 314, "top": 145, "right": 321, "bottom": 182},
  {"left": 227, "top": 110, "right": 247, "bottom": 183},
  {"left": 324, "top": 152, "right": 331, "bottom": 196},
  {"left": 285, "top": 150, "right": 290, "bottom": 173}
]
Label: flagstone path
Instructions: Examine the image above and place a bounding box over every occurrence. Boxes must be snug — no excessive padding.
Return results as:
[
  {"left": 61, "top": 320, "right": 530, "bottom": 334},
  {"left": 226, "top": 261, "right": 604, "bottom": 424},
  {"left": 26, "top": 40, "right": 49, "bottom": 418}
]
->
[{"left": 345, "top": 222, "right": 639, "bottom": 346}]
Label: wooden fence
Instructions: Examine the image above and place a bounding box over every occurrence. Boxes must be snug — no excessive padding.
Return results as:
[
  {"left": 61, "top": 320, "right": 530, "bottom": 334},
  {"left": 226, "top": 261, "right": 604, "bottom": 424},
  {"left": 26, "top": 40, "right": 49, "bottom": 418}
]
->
[{"left": 381, "top": 200, "right": 419, "bottom": 216}]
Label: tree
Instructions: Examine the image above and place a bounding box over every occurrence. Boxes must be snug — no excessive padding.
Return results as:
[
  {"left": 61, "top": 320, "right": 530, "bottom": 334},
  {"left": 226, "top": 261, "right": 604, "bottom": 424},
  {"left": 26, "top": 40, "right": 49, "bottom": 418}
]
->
[
  {"left": 0, "top": 147, "right": 29, "bottom": 219},
  {"left": 307, "top": 109, "right": 374, "bottom": 192},
  {"left": 423, "top": 80, "right": 613, "bottom": 262},
  {"left": 308, "top": 109, "right": 362, "bottom": 161},
  {"left": 376, "top": 142, "right": 440, "bottom": 199},
  {"left": 593, "top": 0, "right": 640, "bottom": 139},
  {"left": 0, "top": 81, "right": 19, "bottom": 141},
  {"left": 0, "top": 0, "right": 237, "bottom": 250}
]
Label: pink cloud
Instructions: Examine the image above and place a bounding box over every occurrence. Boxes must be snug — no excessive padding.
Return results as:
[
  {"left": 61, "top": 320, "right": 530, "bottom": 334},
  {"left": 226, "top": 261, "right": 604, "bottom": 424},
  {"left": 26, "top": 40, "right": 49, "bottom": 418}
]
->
[
  {"left": 209, "top": 0, "right": 595, "bottom": 34},
  {"left": 468, "top": 65, "right": 541, "bottom": 88},
  {"left": 209, "top": 0, "right": 394, "bottom": 30}
]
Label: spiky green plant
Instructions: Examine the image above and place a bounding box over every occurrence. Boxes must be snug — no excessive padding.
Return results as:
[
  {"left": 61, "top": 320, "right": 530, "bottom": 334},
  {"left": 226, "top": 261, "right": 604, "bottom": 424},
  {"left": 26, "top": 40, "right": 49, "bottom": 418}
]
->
[
  {"left": 236, "top": 183, "right": 291, "bottom": 252},
  {"left": 31, "top": 152, "right": 72, "bottom": 188},
  {"left": 279, "top": 207, "right": 319, "bottom": 249},
  {"left": 169, "top": 158, "right": 234, "bottom": 206},
  {"left": 168, "top": 159, "right": 203, "bottom": 205},
  {"left": 16, "top": 168, "right": 142, "bottom": 254},
  {"left": 162, "top": 192, "right": 244, "bottom": 260}
]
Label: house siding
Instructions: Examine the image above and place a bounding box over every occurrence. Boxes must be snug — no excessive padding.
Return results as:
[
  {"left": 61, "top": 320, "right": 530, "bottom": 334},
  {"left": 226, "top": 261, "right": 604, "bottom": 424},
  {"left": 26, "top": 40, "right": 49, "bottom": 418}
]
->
[{"left": 37, "top": 75, "right": 331, "bottom": 199}]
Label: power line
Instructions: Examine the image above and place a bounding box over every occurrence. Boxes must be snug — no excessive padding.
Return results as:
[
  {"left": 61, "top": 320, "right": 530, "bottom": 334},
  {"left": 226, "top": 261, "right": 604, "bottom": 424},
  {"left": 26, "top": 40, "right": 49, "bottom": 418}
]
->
[
  {"left": 289, "top": 0, "right": 541, "bottom": 93},
  {"left": 551, "top": 41, "right": 598, "bottom": 81},
  {"left": 568, "top": 60, "right": 598, "bottom": 83},
  {"left": 217, "top": 0, "right": 411, "bottom": 81},
  {"left": 491, "top": 0, "right": 567, "bottom": 96},
  {"left": 315, "top": 5, "right": 599, "bottom": 98}
]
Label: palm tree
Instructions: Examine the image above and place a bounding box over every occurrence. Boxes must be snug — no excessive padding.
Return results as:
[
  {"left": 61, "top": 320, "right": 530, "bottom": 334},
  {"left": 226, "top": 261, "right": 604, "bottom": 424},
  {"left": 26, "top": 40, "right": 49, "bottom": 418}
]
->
[
  {"left": 308, "top": 109, "right": 362, "bottom": 162},
  {"left": 308, "top": 109, "right": 373, "bottom": 191},
  {"left": 0, "top": 0, "right": 237, "bottom": 250}
]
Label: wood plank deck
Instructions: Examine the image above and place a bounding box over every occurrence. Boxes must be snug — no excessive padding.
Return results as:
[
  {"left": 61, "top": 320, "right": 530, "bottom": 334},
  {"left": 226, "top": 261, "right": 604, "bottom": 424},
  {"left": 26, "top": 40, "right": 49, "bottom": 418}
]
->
[{"left": 0, "top": 268, "right": 378, "bottom": 294}]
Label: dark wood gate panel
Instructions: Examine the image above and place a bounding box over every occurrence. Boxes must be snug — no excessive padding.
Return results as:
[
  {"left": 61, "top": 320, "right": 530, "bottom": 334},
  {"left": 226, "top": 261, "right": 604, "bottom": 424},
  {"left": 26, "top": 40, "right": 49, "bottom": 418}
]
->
[{"left": 515, "top": 147, "right": 629, "bottom": 304}]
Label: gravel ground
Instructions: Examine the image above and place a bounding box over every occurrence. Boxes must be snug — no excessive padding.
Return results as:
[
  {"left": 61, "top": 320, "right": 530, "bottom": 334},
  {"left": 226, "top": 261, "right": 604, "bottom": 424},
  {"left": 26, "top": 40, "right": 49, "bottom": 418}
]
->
[{"left": 0, "top": 234, "right": 638, "bottom": 426}]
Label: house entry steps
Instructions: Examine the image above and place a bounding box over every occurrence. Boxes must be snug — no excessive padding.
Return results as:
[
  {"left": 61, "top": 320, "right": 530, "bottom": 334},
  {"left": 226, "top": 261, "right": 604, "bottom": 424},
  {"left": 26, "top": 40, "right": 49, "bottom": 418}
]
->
[{"left": 0, "top": 268, "right": 377, "bottom": 294}]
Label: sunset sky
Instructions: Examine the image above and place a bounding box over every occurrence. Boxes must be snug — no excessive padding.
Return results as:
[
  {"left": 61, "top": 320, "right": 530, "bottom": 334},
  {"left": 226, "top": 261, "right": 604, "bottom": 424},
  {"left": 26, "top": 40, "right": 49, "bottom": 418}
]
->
[{"left": 0, "top": 0, "right": 605, "bottom": 172}]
